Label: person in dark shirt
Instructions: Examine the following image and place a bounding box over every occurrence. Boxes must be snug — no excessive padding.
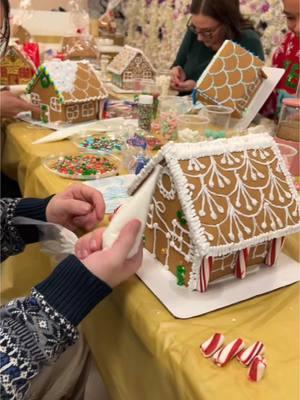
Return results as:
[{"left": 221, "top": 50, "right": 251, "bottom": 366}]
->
[{"left": 171, "top": 0, "right": 265, "bottom": 94}]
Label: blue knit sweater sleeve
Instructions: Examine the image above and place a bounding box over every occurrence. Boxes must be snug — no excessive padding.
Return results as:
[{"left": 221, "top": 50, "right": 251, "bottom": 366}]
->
[{"left": 0, "top": 255, "right": 112, "bottom": 400}]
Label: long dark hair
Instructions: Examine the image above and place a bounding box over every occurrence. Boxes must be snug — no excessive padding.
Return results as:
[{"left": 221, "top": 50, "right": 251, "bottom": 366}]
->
[
  {"left": 190, "top": 0, "right": 254, "bottom": 39},
  {"left": 1, "top": 0, "right": 10, "bottom": 57}
]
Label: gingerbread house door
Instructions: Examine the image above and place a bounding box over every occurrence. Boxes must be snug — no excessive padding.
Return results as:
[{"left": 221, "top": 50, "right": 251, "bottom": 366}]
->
[
  {"left": 40, "top": 104, "right": 49, "bottom": 123},
  {"left": 8, "top": 74, "right": 19, "bottom": 85}
]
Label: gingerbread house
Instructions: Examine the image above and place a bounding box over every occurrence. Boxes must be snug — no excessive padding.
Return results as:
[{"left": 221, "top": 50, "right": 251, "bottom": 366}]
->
[
  {"left": 196, "top": 40, "right": 267, "bottom": 119},
  {"left": 98, "top": 11, "right": 117, "bottom": 36},
  {"left": 11, "top": 24, "right": 31, "bottom": 44},
  {"left": 0, "top": 44, "right": 36, "bottom": 85},
  {"left": 61, "top": 36, "right": 99, "bottom": 61},
  {"left": 128, "top": 134, "right": 300, "bottom": 292},
  {"left": 107, "top": 45, "right": 155, "bottom": 89},
  {"left": 26, "top": 60, "right": 108, "bottom": 124}
]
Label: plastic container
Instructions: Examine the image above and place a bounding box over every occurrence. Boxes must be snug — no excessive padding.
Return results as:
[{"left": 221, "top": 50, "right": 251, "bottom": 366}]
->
[
  {"left": 138, "top": 95, "right": 154, "bottom": 131},
  {"left": 201, "top": 105, "right": 233, "bottom": 139},
  {"left": 276, "top": 98, "right": 300, "bottom": 176},
  {"left": 277, "top": 143, "right": 298, "bottom": 172},
  {"left": 159, "top": 96, "right": 191, "bottom": 115},
  {"left": 177, "top": 115, "right": 209, "bottom": 133}
]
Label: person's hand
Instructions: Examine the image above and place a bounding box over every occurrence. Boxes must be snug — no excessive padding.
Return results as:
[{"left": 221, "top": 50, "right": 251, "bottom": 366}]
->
[
  {"left": 0, "top": 90, "right": 40, "bottom": 118},
  {"left": 80, "top": 220, "right": 143, "bottom": 288},
  {"left": 170, "top": 66, "right": 186, "bottom": 87},
  {"left": 46, "top": 184, "right": 105, "bottom": 231},
  {"left": 173, "top": 79, "right": 196, "bottom": 92},
  {"left": 75, "top": 227, "right": 104, "bottom": 259}
]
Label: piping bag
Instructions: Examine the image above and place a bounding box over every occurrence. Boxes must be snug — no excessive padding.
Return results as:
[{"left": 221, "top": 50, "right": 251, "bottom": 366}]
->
[
  {"left": 12, "top": 165, "right": 162, "bottom": 259},
  {"left": 103, "top": 165, "right": 162, "bottom": 258}
]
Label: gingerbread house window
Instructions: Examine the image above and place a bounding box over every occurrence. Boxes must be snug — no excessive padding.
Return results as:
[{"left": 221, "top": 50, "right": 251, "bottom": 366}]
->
[
  {"left": 50, "top": 97, "right": 62, "bottom": 112},
  {"left": 31, "top": 93, "right": 41, "bottom": 106},
  {"left": 81, "top": 102, "right": 95, "bottom": 117},
  {"left": 124, "top": 71, "right": 133, "bottom": 80},
  {"left": 66, "top": 105, "right": 79, "bottom": 120},
  {"left": 143, "top": 70, "right": 152, "bottom": 79}
]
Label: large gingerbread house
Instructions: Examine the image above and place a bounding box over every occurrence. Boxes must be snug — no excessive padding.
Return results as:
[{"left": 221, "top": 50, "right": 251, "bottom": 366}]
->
[
  {"left": 0, "top": 44, "right": 36, "bottom": 85},
  {"left": 196, "top": 40, "right": 267, "bottom": 119},
  {"left": 107, "top": 45, "right": 155, "bottom": 89},
  {"left": 128, "top": 134, "right": 300, "bottom": 292},
  {"left": 26, "top": 60, "right": 108, "bottom": 124}
]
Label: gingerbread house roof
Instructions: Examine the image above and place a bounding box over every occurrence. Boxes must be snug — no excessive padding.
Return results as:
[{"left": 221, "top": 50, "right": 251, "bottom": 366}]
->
[
  {"left": 128, "top": 134, "right": 300, "bottom": 258},
  {"left": 107, "top": 45, "right": 155, "bottom": 75},
  {"left": 26, "top": 60, "right": 108, "bottom": 104},
  {"left": 3, "top": 44, "right": 36, "bottom": 71},
  {"left": 196, "top": 40, "right": 266, "bottom": 118},
  {"left": 61, "top": 36, "right": 99, "bottom": 60}
]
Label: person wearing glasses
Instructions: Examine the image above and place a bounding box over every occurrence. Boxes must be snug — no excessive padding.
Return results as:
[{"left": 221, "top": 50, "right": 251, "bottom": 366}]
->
[{"left": 170, "top": 0, "right": 264, "bottom": 94}]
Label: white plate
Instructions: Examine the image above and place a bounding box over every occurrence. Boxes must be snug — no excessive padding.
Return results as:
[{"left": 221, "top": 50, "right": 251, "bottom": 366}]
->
[{"left": 137, "top": 249, "right": 300, "bottom": 319}]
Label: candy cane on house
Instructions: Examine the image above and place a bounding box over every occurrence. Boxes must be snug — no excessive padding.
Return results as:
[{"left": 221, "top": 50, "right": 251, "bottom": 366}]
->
[
  {"left": 200, "top": 333, "right": 225, "bottom": 358},
  {"left": 237, "top": 341, "right": 265, "bottom": 367},
  {"left": 197, "top": 256, "right": 214, "bottom": 292},
  {"left": 235, "top": 248, "right": 249, "bottom": 279},
  {"left": 265, "top": 237, "right": 285, "bottom": 267},
  {"left": 214, "top": 338, "right": 245, "bottom": 367},
  {"left": 248, "top": 356, "right": 267, "bottom": 382}
]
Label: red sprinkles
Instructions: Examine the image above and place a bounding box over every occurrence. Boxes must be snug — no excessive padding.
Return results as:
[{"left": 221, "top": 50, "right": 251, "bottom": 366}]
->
[{"left": 47, "top": 154, "right": 118, "bottom": 179}]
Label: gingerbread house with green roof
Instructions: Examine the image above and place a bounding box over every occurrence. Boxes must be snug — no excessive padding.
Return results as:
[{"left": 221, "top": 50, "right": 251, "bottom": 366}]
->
[{"left": 26, "top": 60, "right": 108, "bottom": 124}]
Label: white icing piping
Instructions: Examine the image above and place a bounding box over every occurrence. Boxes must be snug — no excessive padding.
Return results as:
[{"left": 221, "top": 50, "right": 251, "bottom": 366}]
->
[{"left": 107, "top": 45, "right": 156, "bottom": 75}]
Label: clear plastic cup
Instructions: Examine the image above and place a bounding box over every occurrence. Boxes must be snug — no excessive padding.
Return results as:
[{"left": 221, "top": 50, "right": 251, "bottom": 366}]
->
[
  {"left": 277, "top": 143, "right": 298, "bottom": 172},
  {"left": 177, "top": 115, "right": 209, "bottom": 132},
  {"left": 201, "top": 105, "right": 233, "bottom": 139},
  {"left": 159, "top": 96, "right": 191, "bottom": 115}
]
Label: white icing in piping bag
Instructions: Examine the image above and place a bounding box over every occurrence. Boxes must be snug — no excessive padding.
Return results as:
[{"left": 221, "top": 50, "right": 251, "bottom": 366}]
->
[{"left": 103, "top": 165, "right": 162, "bottom": 258}]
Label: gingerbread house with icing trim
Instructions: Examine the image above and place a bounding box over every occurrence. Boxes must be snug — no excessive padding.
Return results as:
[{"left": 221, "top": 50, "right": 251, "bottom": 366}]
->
[
  {"left": 196, "top": 40, "right": 267, "bottom": 119},
  {"left": 107, "top": 45, "right": 156, "bottom": 89},
  {"left": 128, "top": 134, "right": 300, "bottom": 292},
  {"left": 0, "top": 44, "right": 36, "bottom": 85},
  {"left": 26, "top": 60, "right": 108, "bottom": 124},
  {"left": 61, "top": 36, "right": 99, "bottom": 61}
]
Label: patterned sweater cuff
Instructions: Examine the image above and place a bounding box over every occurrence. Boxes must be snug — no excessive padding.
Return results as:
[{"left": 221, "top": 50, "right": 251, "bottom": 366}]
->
[{"left": 35, "top": 255, "right": 112, "bottom": 326}]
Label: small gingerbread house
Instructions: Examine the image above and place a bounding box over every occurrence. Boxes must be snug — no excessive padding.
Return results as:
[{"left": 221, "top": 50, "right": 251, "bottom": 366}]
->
[
  {"left": 128, "top": 134, "right": 300, "bottom": 292},
  {"left": 107, "top": 45, "right": 155, "bottom": 89},
  {"left": 11, "top": 24, "right": 31, "bottom": 44},
  {"left": 61, "top": 36, "right": 99, "bottom": 61},
  {"left": 196, "top": 40, "right": 267, "bottom": 119},
  {"left": 26, "top": 60, "right": 108, "bottom": 124},
  {"left": 0, "top": 44, "right": 36, "bottom": 85}
]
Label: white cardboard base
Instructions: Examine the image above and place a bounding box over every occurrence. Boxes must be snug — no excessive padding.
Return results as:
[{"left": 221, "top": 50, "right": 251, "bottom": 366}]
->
[{"left": 137, "top": 249, "right": 300, "bottom": 319}]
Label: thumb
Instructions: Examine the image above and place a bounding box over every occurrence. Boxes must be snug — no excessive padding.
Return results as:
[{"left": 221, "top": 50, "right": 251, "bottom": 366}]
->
[{"left": 110, "top": 219, "right": 141, "bottom": 261}]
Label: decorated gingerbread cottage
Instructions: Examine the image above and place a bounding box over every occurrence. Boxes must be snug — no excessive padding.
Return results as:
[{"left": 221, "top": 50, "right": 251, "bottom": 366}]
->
[
  {"left": 61, "top": 36, "right": 99, "bottom": 61},
  {"left": 128, "top": 134, "right": 300, "bottom": 292},
  {"left": 0, "top": 44, "right": 36, "bottom": 85},
  {"left": 196, "top": 40, "right": 267, "bottom": 119},
  {"left": 26, "top": 60, "right": 108, "bottom": 124},
  {"left": 107, "top": 45, "right": 156, "bottom": 89}
]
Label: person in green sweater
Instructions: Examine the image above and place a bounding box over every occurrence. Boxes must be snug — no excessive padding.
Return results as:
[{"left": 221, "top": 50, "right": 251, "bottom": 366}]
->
[{"left": 171, "top": 0, "right": 265, "bottom": 94}]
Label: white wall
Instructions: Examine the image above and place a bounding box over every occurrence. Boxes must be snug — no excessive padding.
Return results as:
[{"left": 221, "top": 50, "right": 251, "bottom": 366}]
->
[{"left": 10, "top": 0, "right": 87, "bottom": 11}]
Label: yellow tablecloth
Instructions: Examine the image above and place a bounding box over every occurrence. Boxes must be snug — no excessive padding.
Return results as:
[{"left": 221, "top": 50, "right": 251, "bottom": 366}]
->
[{"left": 1, "top": 120, "right": 300, "bottom": 400}]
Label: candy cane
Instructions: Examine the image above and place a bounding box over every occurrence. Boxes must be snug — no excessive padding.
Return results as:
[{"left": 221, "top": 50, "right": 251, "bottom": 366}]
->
[
  {"left": 248, "top": 356, "right": 267, "bottom": 382},
  {"left": 235, "top": 248, "right": 249, "bottom": 279},
  {"left": 198, "top": 256, "right": 214, "bottom": 292},
  {"left": 237, "top": 341, "right": 265, "bottom": 367},
  {"left": 265, "top": 237, "right": 284, "bottom": 266},
  {"left": 200, "top": 333, "right": 225, "bottom": 358},
  {"left": 214, "top": 338, "right": 245, "bottom": 367}
]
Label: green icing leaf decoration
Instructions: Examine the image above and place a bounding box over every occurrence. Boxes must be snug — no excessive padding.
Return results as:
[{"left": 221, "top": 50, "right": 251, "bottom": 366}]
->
[
  {"left": 176, "top": 210, "right": 187, "bottom": 226},
  {"left": 40, "top": 72, "right": 52, "bottom": 89},
  {"left": 176, "top": 265, "right": 186, "bottom": 286}
]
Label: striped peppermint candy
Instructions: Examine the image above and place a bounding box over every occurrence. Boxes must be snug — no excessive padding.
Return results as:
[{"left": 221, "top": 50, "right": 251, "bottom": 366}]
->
[
  {"left": 248, "top": 356, "right": 267, "bottom": 382},
  {"left": 265, "top": 237, "right": 284, "bottom": 266},
  {"left": 214, "top": 338, "right": 245, "bottom": 367},
  {"left": 198, "top": 256, "right": 214, "bottom": 292},
  {"left": 200, "top": 333, "right": 225, "bottom": 358},
  {"left": 235, "top": 248, "right": 249, "bottom": 279},
  {"left": 237, "top": 341, "right": 265, "bottom": 367}
]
